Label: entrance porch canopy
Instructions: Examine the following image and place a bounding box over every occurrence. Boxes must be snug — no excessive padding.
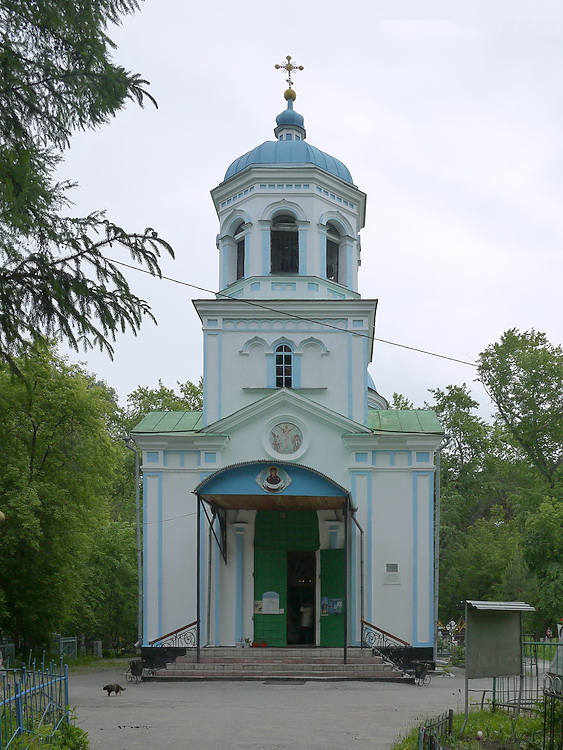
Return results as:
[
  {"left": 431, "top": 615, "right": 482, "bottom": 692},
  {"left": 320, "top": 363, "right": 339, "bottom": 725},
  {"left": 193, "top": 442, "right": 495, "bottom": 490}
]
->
[
  {"left": 193, "top": 461, "right": 354, "bottom": 660},
  {"left": 194, "top": 460, "right": 350, "bottom": 512}
]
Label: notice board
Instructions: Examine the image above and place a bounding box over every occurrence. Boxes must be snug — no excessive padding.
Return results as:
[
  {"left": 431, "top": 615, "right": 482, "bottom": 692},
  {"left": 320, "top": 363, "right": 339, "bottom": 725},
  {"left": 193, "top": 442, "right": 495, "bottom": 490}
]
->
[{"left": 466, "top": 609, "right": 522, "bottom": 679}]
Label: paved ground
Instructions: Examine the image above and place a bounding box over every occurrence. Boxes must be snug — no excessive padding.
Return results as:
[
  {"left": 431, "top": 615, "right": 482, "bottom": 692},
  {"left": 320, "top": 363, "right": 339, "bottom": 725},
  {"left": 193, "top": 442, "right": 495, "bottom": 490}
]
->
[{"left": 69, "top": 663, "right": 488, "bottom": 750}]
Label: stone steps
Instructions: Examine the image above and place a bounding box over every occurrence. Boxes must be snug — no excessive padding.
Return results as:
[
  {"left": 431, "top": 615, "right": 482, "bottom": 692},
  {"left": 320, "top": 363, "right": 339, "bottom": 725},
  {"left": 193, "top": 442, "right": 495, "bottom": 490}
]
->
[{"left": 148, "top": 647, "right": 411, "bottom": 683}]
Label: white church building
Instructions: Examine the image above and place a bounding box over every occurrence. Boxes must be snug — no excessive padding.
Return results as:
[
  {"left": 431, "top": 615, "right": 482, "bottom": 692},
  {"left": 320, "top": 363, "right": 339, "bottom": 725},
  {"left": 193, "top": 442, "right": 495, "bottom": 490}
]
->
[{"left": 132, "top": 67, "right": 444, "bottom": 662}]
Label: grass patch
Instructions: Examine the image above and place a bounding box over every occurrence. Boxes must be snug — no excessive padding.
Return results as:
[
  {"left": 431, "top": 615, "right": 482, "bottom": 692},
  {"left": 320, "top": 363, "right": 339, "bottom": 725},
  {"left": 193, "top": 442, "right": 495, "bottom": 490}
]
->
[{"left": 392, "top": 708, "right": 543, "bottom": 750}]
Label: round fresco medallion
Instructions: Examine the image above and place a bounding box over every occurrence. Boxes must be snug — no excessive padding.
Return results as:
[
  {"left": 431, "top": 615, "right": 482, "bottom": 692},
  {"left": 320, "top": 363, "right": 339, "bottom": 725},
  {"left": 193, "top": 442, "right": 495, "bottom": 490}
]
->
[{"left": 269, "top": 422, "right": 303, "bottom": 455}]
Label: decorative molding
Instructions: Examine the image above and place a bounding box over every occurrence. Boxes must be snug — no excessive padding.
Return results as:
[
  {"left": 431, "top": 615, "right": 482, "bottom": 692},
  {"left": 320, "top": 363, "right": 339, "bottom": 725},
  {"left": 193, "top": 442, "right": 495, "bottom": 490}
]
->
[{"left": 223, "top": 318, "right": 349, "bottom": 332}]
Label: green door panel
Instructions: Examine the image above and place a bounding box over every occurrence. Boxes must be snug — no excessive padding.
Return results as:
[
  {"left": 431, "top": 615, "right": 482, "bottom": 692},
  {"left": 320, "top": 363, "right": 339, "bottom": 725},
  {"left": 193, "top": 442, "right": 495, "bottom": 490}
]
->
[
  {"left": 320, "top": 548, "right": 346, "bottom": 647},
  {"left": 254, "top": 510, "right": 319, "bottom": 550},
  {"left": 253, "top": 511, "right": 320, "bottom": 647},
  {"left": 253, "top": 549, "right": 287, "bottom": 646}
]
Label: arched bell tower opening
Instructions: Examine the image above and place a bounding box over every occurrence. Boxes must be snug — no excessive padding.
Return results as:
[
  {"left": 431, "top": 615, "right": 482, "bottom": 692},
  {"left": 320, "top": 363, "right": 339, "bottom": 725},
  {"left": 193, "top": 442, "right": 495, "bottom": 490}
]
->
[{"left": 270, "top": 214, "right": 299, "bottom": 273}]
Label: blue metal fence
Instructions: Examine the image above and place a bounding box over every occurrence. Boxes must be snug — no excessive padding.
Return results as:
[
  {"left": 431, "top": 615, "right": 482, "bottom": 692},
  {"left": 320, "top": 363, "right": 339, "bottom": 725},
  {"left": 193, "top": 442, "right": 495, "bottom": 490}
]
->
[{"left": 0, "top": 660, "right": 69, "bottom": 749}]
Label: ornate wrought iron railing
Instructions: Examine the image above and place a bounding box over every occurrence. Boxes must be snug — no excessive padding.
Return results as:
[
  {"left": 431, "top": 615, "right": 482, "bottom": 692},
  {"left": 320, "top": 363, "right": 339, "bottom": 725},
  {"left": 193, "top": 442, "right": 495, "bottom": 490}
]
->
[
  {"left": 149, "top": 621, "right": 198, "bottom": 648},
  {"left": 361, "top": 619, "right": 411, "bottom": 672}
]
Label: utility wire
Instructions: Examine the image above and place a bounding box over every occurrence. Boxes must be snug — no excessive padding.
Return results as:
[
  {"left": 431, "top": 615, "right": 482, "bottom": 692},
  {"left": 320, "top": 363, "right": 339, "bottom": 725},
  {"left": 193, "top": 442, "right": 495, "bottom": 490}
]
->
[{"left": 108, "top": 258, "right": 477, "bottom": 368}]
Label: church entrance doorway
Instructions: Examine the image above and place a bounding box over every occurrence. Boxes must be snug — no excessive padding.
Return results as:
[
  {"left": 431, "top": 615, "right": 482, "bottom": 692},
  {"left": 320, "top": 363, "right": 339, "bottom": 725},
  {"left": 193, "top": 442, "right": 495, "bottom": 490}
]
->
[
  {"left": 287, "top": 551, "right": 316, "bottom": 645},
  {"left": 253, "top": 510, "right": 319, "bottom": 647}
]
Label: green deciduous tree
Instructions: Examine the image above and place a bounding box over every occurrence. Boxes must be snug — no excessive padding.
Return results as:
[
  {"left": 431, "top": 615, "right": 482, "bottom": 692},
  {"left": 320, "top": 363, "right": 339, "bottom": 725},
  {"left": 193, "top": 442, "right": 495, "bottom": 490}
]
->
[
  {"left": 0, "top": 342, "right": 123, "bottom": 646},
  {"left": 0, "top": 0, "right": 173, "bottom": 369},
  {"left": 477, "top": 329, "right": 563, "bottom": 486}
]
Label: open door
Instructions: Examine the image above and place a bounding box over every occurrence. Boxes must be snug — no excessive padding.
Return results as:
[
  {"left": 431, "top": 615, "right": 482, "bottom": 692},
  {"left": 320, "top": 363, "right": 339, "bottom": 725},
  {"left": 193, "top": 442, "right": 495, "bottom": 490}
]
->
[{"left": 320, "top": 548, "right": 345, "bottom": 647}]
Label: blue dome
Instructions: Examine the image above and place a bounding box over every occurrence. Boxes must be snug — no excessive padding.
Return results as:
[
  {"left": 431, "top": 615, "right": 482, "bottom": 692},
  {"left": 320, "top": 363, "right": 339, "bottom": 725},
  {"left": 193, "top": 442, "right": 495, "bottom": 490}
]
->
[
  {"left": 224, "top": 140, "right": 354, "bottom": 184},
  {"left": 224, "top": 96, "right": 354, "bottom": 185},
  {"left": 275, "top": 102, "right": 305, "bottom": 129}
]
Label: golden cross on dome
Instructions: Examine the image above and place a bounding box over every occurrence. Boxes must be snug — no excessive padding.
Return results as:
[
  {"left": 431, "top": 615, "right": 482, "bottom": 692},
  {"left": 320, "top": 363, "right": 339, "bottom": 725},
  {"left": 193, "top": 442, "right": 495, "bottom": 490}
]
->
[{"left": 274, "top": 55, "right": 304, "bottom": 89}]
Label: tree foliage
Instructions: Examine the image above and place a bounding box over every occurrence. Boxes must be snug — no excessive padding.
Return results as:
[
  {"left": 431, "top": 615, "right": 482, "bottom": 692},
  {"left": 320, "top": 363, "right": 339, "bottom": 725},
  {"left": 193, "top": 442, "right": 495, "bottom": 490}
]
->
[
  {"left": 0, "top": 342, "right": 123, "bottom": 645},
  {"left": 430, "top": 330, "right": 563, "bottom": 630},
  {"left": 477, "top": 329, "right": 563, "bottom": 485},
  {"left": 0, "top": 0, "right": 173, "bottom": 369}
]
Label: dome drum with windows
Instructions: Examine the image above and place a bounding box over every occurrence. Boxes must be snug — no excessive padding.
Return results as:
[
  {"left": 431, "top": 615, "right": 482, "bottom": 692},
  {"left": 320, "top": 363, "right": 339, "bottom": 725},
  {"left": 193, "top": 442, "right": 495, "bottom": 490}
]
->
[{"left": 211, "top": 81, "right": 366, "bottom": 299}]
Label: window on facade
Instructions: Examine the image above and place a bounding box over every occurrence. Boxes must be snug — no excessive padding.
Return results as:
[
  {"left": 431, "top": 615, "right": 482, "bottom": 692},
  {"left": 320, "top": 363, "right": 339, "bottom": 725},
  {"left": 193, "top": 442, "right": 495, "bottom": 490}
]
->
[
  {"left": 271, "top": 215, "right": 299, "bottom": 273},
  {"left": 234, "top": 223, "right": 245, "bottom": 281},
  {"left": 326, "top": 224, "right": 340, "bottom": 282},
  {"left": 275, "top": 344, "right": 293, "bottom": 388}
]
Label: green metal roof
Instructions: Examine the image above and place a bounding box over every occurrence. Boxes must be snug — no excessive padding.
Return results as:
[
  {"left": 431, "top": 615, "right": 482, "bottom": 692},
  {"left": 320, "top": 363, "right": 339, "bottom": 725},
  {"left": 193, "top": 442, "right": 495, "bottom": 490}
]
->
[
  {"left": 132, "top": 411, "right": 203, "bottom": 434},
  {"left": 132, "top": 409, "right": 441, "bottom": 436},
  {"left": 367, "top": 410, "right": 443, "bottom": 434}
]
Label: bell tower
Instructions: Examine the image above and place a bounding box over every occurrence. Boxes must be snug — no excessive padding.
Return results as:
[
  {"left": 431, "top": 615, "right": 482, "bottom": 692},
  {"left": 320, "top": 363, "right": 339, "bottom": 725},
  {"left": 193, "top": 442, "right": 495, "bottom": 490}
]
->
[{"left": 196, "top": 59, "right": 378, "bottom": 426}]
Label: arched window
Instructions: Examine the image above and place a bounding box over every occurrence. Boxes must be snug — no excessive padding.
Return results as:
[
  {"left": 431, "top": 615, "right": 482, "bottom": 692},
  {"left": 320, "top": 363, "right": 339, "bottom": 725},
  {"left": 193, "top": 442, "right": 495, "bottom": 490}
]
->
[
  {"left": 234, "top": 222, "right": 245, "bottom": 281},
  {"left": 271, "top": 215, "right": 299, "bottom": 274},
  {"left": 326, "top": 223, "right": 340, "bottom": 282},
  {"left": 275, "top": 344, "right": 293, "bottom": 388}
]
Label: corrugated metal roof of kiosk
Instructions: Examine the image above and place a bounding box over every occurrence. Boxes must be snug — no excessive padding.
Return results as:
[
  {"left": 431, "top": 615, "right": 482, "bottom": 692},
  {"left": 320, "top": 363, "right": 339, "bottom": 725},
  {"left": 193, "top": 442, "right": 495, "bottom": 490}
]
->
[
  {"left": 194, "top": 461, "right": 349, "bottom": 511},
  {"left": 461, "top": 600, "right": 536, "bottom": 612}
]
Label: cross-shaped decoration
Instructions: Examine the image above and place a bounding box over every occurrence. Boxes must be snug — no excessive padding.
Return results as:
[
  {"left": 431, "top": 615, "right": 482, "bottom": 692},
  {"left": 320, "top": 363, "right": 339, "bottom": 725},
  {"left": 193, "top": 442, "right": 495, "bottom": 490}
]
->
[{"left": 274, "top": 55, "right": 304, "bottom": 89}]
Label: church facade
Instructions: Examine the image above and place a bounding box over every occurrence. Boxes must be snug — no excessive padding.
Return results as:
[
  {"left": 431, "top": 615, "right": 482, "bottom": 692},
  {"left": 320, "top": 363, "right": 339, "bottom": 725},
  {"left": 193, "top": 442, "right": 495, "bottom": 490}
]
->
[{"left": 132, "top": 72, "right": 443, "bottom": 658}]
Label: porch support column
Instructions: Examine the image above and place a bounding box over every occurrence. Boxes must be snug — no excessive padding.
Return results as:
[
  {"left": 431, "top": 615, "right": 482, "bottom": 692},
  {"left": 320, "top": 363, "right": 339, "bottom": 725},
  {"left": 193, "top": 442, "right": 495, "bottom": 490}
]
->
[
  {"left": 233, "top": 522, "right": 248, "bottom": 643},
  {"left": 196, "top": 494, "right": 201, "bottom": 663},
  {"left": 344, "top": 496, "right": 350, "bottom": 664}
]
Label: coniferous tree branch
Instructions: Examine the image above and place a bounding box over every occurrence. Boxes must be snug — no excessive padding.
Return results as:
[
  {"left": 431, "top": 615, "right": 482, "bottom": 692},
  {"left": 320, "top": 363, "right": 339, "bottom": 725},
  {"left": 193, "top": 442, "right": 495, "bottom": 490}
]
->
[{"left": 0, "top": 0, "right": 173, "bottom": 367}]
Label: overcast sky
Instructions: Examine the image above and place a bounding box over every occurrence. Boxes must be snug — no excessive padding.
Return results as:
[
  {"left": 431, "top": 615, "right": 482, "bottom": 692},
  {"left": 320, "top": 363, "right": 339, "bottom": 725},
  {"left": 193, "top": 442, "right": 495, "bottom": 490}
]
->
[{"left": 60, "top": 0, "right": 563, "bottom": 416}]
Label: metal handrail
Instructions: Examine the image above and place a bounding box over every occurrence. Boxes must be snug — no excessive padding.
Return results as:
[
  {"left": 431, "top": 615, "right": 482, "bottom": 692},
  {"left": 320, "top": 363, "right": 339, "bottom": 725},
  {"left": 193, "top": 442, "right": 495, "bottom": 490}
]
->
[
  {"left": 361, "top": 619, "right": 411, "bottom": 672},
  {"left": 361, "top": 619, "right": 411, "bottom": 647},
  {"left": 149, "top": 621, "right": 198, "bottom": 647}
]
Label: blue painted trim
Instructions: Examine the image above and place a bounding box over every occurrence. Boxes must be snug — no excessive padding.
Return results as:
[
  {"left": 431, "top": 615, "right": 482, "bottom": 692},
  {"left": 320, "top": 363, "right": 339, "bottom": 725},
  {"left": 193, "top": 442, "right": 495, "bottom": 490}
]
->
[
  {"left": 262, "top": 227, "right": 270, "bottom": 275},
  {"left": 412, "top": 472, "right": 418, "bottom": 645},
  {"left": 158, "top": 473, "right": 163, "bottom": 638},
  {"left": 146, "top": 451, "right": 159, "bottom": 463},
  {"left": 363, "top": 332, "right": 369, "bottom": 426},
  {"left": 266, "top": 351, "right": 275, "bottom": 388},
  {"left": 203, "top": 331, "right": 209, "bottom": 425},
  {"left": 293, "top": 350, "right": 301, "bottom": 388},
  {"left": 346, "top": 241, "right": 353, "bottom": 289},
  {"left": 366, "top": 473, "right": 373, "bottom": 622},
  {"left": 235, "top": 530, "right": 244, "bottom": 641},
  {"left": 221, "top": 242, "right": 228, "bottom": 290},
  {"left": 143, "top": 472, "right": 163, "bottom": 642},
  {"left": 299, "top": 228, "right": 307, "bottom": 275},
  {"left": 350, "top": 506, "right": 357, "bottom": 645},
  {"left": 199, "top": 507, "right": 206, "bottom": 633},
  {"left": 214, "top": 519, "right": 221, "bottom": 645},
  {"left": 411, "top": 471, "right": 435, "bottom": 647},
  {"left": 426, "top": 471, "right": 435, "bottom": 647},
  {"left": 355, "top": 452, "right": 368, "bottom": 463},
  {"left": 142, "top": 472, "right": 149, "bottom": 644},
  {"left": 217, "top": 332, "right": 222, "bottom": 419},
  {"left": 347, "top": 333, "right": 354, "bottom": 419},
  {"left": 321, "top": 236, "right": 327, "bottom": 279}
]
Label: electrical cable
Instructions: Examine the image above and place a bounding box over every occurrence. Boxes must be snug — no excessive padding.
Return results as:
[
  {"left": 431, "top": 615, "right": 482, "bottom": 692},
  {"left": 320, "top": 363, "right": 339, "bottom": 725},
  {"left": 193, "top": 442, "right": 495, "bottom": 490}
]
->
[{"left": 108, "top": 257, "right": 476, "bottom": 368}]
